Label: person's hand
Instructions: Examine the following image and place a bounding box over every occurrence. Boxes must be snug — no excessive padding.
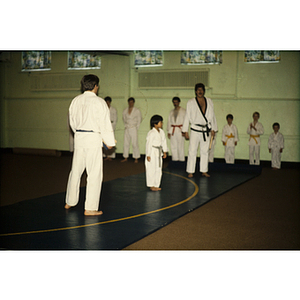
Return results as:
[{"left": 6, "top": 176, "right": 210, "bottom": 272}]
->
[
  {"left": 147, "top": 156, "right": 151, "bottom": 162},
  {"left": 168, "top": 133, "right": 171, "bottom": 139},
  {"left": 211, "top": 130, "right": 215, "bottom": 137},
  {"left": 163, "top": 152, "right": 167, "bottom": 159}
]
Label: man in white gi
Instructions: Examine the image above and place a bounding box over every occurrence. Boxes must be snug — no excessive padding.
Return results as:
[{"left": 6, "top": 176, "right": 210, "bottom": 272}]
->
[
  {"left": 103, "top": 96, "right": 118, "bottom": 160},
  {"left": 182, "top": 83, "right": 218, "bottom": 177},
  {"left": 65, "top": 74, "right": 115, "bottom": 216},
  {"left": 247, "top": 111, "right": 264, "bottom": 165},
  {"left": 121, "top": 97, "right": 142, "bottom": 163},
  {"left": 268, "top": 122, "right": 284, "bottom": 169},
  {"left": 222, "top": 114, "right": 239, "bottom": 164},
  {"left": 167, "top": 97, "right": 186, "bottom": 161}
]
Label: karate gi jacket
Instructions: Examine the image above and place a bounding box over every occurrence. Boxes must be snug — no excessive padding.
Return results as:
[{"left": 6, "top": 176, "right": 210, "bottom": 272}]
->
[
  {"left": 247, "top": 122, "right": 264, "bottom": 146},
  {"left": 222, "top": 124, "right": 239, "bottom": 147},
  {"left": 268, "top": 132, "right": 284, "bottom": 150},
  {"left": 167, "top": 107, "right": 186, "bottom": 135},
  {"left": 122, "top": 107, "right": 142, "bottom": 129}
]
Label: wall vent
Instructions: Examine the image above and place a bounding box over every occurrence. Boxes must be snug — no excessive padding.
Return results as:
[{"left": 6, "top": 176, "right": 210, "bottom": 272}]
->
[
  {"left": 138, "top": 70, "right": 209, "bottom": 89},
  {"left": 30, "top": 73, "right": 84, "bottom": 91}
]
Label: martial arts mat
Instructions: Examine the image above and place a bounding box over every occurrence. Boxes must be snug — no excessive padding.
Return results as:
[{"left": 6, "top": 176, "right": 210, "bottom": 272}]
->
[{"left": 0, "top": 162, "right": 261, "bottom": 250}]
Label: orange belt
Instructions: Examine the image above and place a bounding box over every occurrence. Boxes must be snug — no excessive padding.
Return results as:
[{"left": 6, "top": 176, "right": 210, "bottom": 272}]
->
[
  {"left": 250, "top": 134, "right": 260, "bottom": 144},
  {"left": 171, "top": 124, "right": 182, "bottom": 136},
  {"left": 224, "top": 133, "right": 235, "bottom": 146}
]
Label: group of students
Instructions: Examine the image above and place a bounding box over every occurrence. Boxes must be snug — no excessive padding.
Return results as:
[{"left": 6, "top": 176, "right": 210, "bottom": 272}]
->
[{"left": 65, "top": 75, "right": 284, "bottom": 215}]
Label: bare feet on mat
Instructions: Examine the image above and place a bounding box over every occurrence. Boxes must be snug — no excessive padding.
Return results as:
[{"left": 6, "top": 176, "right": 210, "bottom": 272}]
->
[
  {"left": 134, "top": 159, "right": 138, "bottom": 163},
  {"left": 121, "top": 158, "right": 128, "bottom": 162},
  {"left": 188, "top": 173, "right": 193, "bottom": 178},
  {"left": 104, "top": 157, "right": 112, "bottom": 161},
  {"left": 150, "top": 187, "right": 161, "bottom": 191},
  {"left": 84, "top": 210, "right": 103, "bottom": 216},
  {"left": 64, "top": 204, "right": 73, "bottom": 209},
  {"left": 202, "top": 172, "right": 210, "bottom": 177}
]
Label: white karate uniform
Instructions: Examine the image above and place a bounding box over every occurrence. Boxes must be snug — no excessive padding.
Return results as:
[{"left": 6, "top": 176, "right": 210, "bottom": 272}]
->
[
  {"left": 145, "top": 128, "right": 168, "bottom": 188},
  {"left": 247, "top": 122, "right": 264, "bottom": 165},
  {"left": 182, "top": 97, "right": 218, "bottom": 173},
  {"left": 65, "top": 91, "right": 115, "bottom": 211},
  {"left": 122, "top": 107, "right": 142, "bottom": 159},
  {"left": 167, "top": 107, "right": 186, "bottom": 161},
  {"left": 104, "top": 106, "right": 118, "bottom": 158},
  {"left": 222, "top": 124, "right": 239, "bottom": 164},
  {"left": 268, "top": 132, "right": 284, "bottom": 169}
]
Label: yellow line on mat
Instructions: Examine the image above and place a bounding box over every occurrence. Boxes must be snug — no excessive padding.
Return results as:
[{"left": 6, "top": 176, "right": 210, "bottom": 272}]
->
[{"left": 0, "top": 171, "right": 199, "bottom": 237}]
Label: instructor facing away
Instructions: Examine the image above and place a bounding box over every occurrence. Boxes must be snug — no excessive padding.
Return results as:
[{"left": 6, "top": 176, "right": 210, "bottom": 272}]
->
[{"left": 65, "top": 74, "right": 115, "bottom": 216}]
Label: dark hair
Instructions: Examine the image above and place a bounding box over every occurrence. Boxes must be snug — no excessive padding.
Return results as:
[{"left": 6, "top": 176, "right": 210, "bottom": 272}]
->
[
  {"left": 105, "top": 96, "right": 112, "bottom": 102},
  {"left": 195, "top": 83, "right": 205, "bottom": 94},
  {"left": 272, "top": 122, "right": 280, "bottom": 129},
  {"left": 81, "top": 74, "right": 99, "bottom": 92},
  {"left": 226, "top": 114, "right": 233, "bottom": 120},
  {"left": 128, "top": 97, "right": 135, "bottom": 103},
  {"left": 253, "top": 111, "right": 260, "bottom": 118},
  {"left": 150, "top": 115, "right": 163, "bottom": 128},
  {"left": 172, "top": 96, "right": 181, "bottom": 103}
]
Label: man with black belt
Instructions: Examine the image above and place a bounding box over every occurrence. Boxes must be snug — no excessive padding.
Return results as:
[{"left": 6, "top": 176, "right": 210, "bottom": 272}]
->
[
  {"left": 65, "top": 74, "right": 115, "bottom": 215},
  {"left": 182, "top": 83, "right": 218, "bottom": 177}
]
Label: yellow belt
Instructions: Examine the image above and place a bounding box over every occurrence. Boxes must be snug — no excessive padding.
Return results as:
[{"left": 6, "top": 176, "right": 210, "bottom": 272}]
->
[
  {"left": 224, "top": 133, "right": 235, "bottom": 146},
  {"left": 250, "top": 134, "right": 260, "bottom": 144}
]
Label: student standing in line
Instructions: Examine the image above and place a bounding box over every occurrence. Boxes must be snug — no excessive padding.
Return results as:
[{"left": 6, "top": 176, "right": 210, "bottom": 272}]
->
[
  {"left": 182, "top": 83, "right": 218, "bottom": 178},
  {"left": 247, "top": 111, "right": 264, "bottom": 165},
  {"left": 65, "top": 74, "right": 115, "bottom": 216},
  {"left": 145, "top": 115, "right": 168, "bottom": 191},
  {"left": 167, "top": 96, "right": 186, "bottom": 161},
  {"left": 222, "top": 114, "right": 239, "bottom": 164},
  {"left": 268, "top": 122, "right": 284, "bottom": 169},
  {"left": 103, "top": 96, "right": 118, "bottom": 160},
  {"left": 121, "top": 97, "right": 142, "bottom": 163}
]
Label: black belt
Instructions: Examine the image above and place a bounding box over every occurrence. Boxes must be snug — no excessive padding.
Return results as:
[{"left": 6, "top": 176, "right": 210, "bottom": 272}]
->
[
  {"left": 191, "top": 124, "right": 211, "bottom": 142},
  {"left": 76, "top": 130, "right": 93, "bottom": 132}
]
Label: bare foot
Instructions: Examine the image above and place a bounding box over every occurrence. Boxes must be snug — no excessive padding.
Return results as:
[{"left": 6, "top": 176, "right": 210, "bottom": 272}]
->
[
  {"left": 104, "top": 157, "right": 112, "bottom": 161},
  {"left": 202, "top": 172, "right": 210, "bottom": 177},
  {"left": 150, "top": 187, "right": 161, "bottom": 191},
  {"left": 121, "top": 158, "right": 128, "bottom": 163},
  {"left": 134, "top": 159, "right": 138, "bottom": 163},
  {"left": 84, "top": 210, "right": 103, "bottom": 216},
  {"left": 188, "top": 173, "right": 193, "bottom": 178},
  {"left": 64, "top": 204, "right": 73, "bottom": 209}
]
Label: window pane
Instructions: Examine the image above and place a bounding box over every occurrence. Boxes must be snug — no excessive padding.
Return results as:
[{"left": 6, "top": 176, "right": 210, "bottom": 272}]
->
[
  {"left": 134, "top": 51, "right": 163, "bottom": 67},
  {"left": 244, "top": 51, "right": 280, "bottom": 63},
  {"left": 68, "top": 51, "right": 101, "bottom": 70},
  {"left": 181, "top": 51, "right": 222, "bottom": 65},
  {"left": 22, "top": 51, "right": 51, "bottom": 71}
]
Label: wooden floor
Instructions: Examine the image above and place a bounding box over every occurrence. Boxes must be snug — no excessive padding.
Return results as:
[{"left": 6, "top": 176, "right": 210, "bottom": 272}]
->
[{"left": 1, "top": 149, "right": 299, "bottom": 250}]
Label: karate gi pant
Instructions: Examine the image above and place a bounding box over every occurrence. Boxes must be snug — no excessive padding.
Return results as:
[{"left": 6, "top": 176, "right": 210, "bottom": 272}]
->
[
  {"left": 65, "top": 132, "right": 103, "bottom": 211},
  {"left": 249, "top": 145, "right": 260, "bottom": 165},
  {"left": 123, "top": 127, "right": 140, "bottom": 159},
  {"left": 271, "top": 146, "right": 282, "bottom": 169},
  {"left": 170, "top": 131, "right": 185, "bottom": 161},
  {"left": 224, "top": 146, "right": 235, "bottom": 164},
  {"left": 145, "top": 154, "right": 163, "bottom": 188},
  {"left": 186, "top": 130, "right": 210, "bottom": 174}
]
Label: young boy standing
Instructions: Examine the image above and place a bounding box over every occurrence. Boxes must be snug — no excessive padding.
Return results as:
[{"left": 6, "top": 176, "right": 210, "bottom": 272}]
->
[
  {"left": 268, "top": 122, "right": 284, "bottom": 169},
  {"left": 247, "top": 111, "right": 264, "bottom": 165},
  {"left": 145, "top": 115, "right": 168, "bottom": 191},
  {"left": 222, "top": 114, "right": 239, "bottom": 164}
]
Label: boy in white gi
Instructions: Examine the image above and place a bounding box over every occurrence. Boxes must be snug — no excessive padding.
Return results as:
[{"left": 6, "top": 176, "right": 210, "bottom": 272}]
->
[
  {"left": 65, "top": 75, "right": 115, "bottom": 216},
  {"left": 247, "top": 111, "right": 264, "bottom": 165},
  {"left": 122, "top": 97, "right": 142, "bottom": 163},
  {"left": 145, "top": 115, "right": 168, "bottom": 191},
  {"left": 103, "top": 96, "right": 118, "bottom": 160},
  {"left": 167, "top": 96, "right": 186, "bottom": 161},
  {"left": 268, "top": 122, "right": 284, "bottom": 169},
  {"left": 182, "top": 83, "right": 218, "bottom": 177},
  {"left": 222, "top": 114, "right": 239, "bottom": 164}
]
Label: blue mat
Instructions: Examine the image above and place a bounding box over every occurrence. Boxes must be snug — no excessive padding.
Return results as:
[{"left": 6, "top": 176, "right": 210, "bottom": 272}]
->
[{"left": 0, "top": 162, "right": 261, "bottom": 250}]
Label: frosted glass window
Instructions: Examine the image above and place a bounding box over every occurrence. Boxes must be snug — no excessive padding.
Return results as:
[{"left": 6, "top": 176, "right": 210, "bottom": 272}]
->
[
  {"left": 134, "top": 51, "right": 163, "bottom": 67},
  {"left": 22, "top": 51, "right": 51, "bottom": 71},
  {"left": 181, "top": 51, "right": 222, "bottom": 65},
  {"left": 68, "top": 51, "right": 101, "bottom": 70},
  {"left": 244, "top": 51, "right": 280, "bottom": 63}
]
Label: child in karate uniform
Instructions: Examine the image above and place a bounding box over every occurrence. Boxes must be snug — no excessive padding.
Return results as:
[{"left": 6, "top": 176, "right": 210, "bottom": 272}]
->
[
  {"left": 222, "top": 114, "right": 239, "bottom": 164},
  {"left": 268, "top": 122, "right": 284, "bottom": 169},
  {"left": 145, "top": 115, "right": 168, "bottom": 191}
]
